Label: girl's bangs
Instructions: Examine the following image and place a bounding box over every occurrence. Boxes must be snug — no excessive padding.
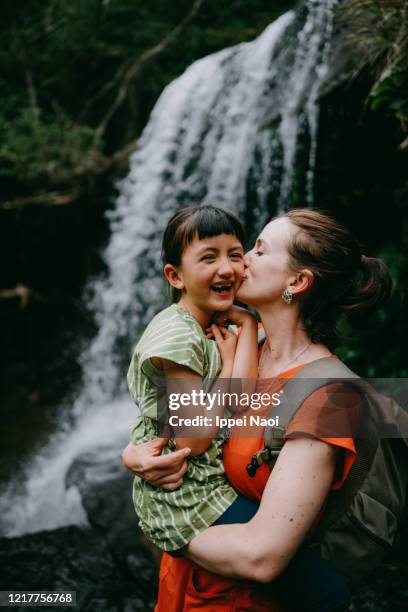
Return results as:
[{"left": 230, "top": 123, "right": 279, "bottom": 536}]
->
[{"left": 183, "top": 207, "right": 245, "bottom": 249}]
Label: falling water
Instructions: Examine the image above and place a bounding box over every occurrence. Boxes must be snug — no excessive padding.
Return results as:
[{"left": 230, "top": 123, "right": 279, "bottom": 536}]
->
[
  {"left": 0, "top": 0, "right": 339, "bottom": 536},
  {"left": 279, "top": 0, "right": 338, "bottom": 207}
]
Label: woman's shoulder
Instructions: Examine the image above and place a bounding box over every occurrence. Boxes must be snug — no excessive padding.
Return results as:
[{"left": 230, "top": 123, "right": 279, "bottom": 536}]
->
[
  {"left": 285, "top": 368, "right": 364, "bottom": 440},
  {"left": 295, "top": 354, "right": 363, "bottom": 411}
]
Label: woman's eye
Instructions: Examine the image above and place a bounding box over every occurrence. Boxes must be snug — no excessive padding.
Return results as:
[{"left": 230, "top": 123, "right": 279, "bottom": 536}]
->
[{"left": 254, "top": 250, "right": 263, "bottom": 256}]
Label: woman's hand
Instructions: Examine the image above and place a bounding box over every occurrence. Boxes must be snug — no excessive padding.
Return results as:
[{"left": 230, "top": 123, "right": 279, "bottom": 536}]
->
[
  {"left": 212, "top": 305, "right": 256, "bottom": 328},
  {"left": 209, "top": 324, "right": 237, "bottom": 370},
  {"left": 121, "top": 439, "right": 190, "bottom": 490}
]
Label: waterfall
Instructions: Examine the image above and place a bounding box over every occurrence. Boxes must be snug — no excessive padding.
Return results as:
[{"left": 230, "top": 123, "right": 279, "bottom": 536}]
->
[
  {"left": 279, "top": 0, "right": 338, "bottom": 207},
  {"left": 0, "top": 0, "right": 339, "bottom": 537}
]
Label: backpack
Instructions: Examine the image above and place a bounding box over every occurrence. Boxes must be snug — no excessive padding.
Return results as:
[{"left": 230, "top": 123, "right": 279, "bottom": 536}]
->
[{"left": 247, "top": 350, "right": 408, "bottom": 587}]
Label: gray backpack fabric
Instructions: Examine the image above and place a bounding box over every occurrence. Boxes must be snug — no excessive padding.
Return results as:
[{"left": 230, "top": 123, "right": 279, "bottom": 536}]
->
[{"left": 252, "top": 353, "right": 408, "bottom": 587}]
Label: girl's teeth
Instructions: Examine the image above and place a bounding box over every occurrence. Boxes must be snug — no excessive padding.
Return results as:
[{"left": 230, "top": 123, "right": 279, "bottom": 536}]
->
[{"left": 212, "top": 285, "right": 232, "bottom": 292}]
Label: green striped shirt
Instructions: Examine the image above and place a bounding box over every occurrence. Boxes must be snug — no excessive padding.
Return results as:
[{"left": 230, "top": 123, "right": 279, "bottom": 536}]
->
[{"left": 127, "top": 303, "right": 237, "bottom": 551}]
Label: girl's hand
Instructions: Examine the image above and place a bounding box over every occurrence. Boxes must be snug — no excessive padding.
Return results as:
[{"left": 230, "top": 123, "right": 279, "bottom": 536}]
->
[
  {"left": 210, "top": 323, "right": 237, "bottom": 366},
  {"left": 212, "top": 305, "right": 256, "bottom": 328}
]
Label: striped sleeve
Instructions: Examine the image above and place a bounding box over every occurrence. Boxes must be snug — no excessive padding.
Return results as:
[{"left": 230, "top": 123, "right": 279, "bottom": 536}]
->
[{"left": 139, "top": 312, "right": 205, "bottom": 378}]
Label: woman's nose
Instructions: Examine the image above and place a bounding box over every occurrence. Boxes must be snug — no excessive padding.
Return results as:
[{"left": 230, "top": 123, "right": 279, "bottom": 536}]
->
[{"left": 244, "top": 252, "right": 251, "bottom": 267}]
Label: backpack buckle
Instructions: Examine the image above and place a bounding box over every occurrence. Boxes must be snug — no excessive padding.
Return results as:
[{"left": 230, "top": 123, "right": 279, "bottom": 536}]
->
[
  {"left": 246, "top": 447, "right": 276, "bottom": 478},
  {"left": 246, "top": 457, "right": 259, "bottom": 478}
]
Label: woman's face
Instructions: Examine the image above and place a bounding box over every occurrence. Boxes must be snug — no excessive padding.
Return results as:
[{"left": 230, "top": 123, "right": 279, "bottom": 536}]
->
[{"left": 237, "top": 217, "right": 294, "bottom": 307}]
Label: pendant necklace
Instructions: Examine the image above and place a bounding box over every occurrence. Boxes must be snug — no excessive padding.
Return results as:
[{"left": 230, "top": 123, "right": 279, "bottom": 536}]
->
[{"left": 260, "top": 340, "right": 312, "bottom": 375}]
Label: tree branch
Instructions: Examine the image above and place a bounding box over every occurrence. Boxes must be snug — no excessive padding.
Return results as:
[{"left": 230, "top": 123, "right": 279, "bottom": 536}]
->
[
  {"left": 399, "top": 135, "right": 408, "bottom": 152},
  {"left": 91, "top": 0, "right": 205, "bottom": 149},
  {"left": 0, "top": 284, "right": 32, "bottom": 308},
  {"left": 68, "top": 138, "right": 137, "bottom": 178},
  {"left": 0, "top": 191, "right": 80, "bottom": 210},
  {"left": 78, "top": 0, "right": 115, "bottom": 121},
  {"left": 0, "top": 138, "right": 137, "bottom": 210},
  {"left": 24, "top": 66, "right": 40, "bottom": 123},
  {"left": 79, "top": 61, "right": 129, "bottom": 122}
]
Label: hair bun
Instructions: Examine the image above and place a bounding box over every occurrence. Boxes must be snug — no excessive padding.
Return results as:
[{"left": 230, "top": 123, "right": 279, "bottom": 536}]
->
[{"left": 344, "top": 255, "right": 392, "bottom": 316}]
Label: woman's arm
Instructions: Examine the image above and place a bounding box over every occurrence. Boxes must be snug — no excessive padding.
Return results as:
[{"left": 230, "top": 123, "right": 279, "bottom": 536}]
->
[{"left": 185, "top": 437, "right": 338, "bottom": 582}]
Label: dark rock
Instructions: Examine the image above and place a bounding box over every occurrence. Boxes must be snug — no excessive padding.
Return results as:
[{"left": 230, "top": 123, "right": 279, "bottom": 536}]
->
[
  {"left": 0, "top": 526, "right": 157, "bottom": 612},
  {"left": 65, "top": 446, "right": 142, "bottom": 552},
  {"left": 0, "top": 479, "right": 406, "bottom": 611},
  {"left": 64, "top": 448, "right": 160, "bottom": 600},
  {"left": 1, "top": 450, "right": 159, "bottom": 611}
]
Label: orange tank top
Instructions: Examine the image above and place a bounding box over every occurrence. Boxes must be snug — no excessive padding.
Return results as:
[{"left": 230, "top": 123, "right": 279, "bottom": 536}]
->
[{"left": 223, "top": 359, "right": 360, "bottom": 502}]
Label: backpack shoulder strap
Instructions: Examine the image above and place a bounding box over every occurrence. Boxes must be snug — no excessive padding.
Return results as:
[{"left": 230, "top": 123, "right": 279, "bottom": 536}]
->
[
  {"left": 264, "top": 357, "right": 360, "bottom": 447},
  {"left": 261, "top": 358, "right": 378, "bottom": 534}
]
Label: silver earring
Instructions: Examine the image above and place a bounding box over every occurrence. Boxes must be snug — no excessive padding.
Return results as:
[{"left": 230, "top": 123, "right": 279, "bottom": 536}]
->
[{"left": 282, "top": 288, "right": 293, "bottom": 304}]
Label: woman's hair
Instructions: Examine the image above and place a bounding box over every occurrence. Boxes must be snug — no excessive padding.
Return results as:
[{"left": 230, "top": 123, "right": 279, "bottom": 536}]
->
[
  {"left": 162, "top": 205, "right": 246, "bottom": 302},
  {"left": 280, "top": 208, "right": 392, "bottom": 343}
]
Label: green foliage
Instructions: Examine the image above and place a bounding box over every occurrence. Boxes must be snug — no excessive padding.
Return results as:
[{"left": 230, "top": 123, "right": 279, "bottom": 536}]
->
[
  {"left": 0, "top": 0, "right": 294, "bottom": 205},
  {"left": 335, "top": 0, "right": 408, "bottom": 375},
  {"left": 335, "top": 241, "right": 406, "bottom": 376},
  {"left": 370, "top": 62, "right": 408, "bottom": 126},
  {"left": 0, "top": 108, "right": 96, "bottom": 184},
  {"left": 338, "top": 0, "right": 408, "bottom": 146}
]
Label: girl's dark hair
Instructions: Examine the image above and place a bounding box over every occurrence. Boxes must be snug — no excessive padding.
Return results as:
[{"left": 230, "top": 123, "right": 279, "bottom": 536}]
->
[
  {"left": 281, "top": 208, "right": 392, "bottom": 343},
  {"left": 162, "top": 205, "right": 246, "bottom": 302}
]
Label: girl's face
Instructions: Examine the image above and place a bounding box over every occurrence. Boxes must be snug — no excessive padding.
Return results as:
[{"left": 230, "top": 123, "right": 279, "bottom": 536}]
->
[
  {"left": 166, "top": 233, "right": 244, "bottom": 325},
  {"left": 237, "top": 217, "right": 293, "bottom": 307}
]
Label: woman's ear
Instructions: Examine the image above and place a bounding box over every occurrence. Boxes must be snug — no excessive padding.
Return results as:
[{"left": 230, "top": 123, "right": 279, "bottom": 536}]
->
[
  {"left": 164, "top": 264, "right": 184, "bottom": 290},
  {"left": 289, "top": 269, "right": 314, "bottom": 296}
]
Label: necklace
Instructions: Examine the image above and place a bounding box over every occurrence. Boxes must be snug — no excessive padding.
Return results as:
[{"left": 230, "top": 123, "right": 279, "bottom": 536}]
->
[{"left": 260, "top": 340, "right": 312, "bottom": 375}]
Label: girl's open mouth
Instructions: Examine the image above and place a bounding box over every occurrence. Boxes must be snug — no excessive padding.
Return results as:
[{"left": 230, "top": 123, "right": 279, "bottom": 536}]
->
[{"left": 210, "top": 283, "right": 234, "bottom": 294}]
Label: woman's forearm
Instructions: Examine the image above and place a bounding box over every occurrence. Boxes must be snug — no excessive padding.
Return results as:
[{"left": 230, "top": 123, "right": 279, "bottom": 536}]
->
[
  {"left": 186, "top": 439, "right": 338, "bottom": 581},
  {"left": 186, "top": 522, "right": 284, "bottom": 582}
]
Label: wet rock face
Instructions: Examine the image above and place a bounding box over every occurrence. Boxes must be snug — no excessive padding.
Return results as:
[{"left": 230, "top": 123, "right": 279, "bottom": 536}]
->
[
  {"left": 0, "top": 450, "right": 158, "bottom": 610},
  {"left": 65, "top": 447, "right": 138, "bottom": 549},
  {"left": 1, "top": 447, "right": 407, "bottom": 611},
  {"left": 1, "top": 528, "right": 406, "bottom": 612},
  {"left": 0, "top": 526, "right": 158, "bottom": 611}
]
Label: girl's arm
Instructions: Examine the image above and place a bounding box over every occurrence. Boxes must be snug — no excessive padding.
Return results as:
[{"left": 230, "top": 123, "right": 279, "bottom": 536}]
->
[
  {"left": 185, "top": 437, "right": 338, "bottom": 581},
  {"left": 162, "top": 325, "right": 237, "bottom": 456},
  {"left": 231, "top": 314, "right": 258, "bottom": 382},
  {"left": 211, "top": 306, "right": 258, "bottom": 404}
]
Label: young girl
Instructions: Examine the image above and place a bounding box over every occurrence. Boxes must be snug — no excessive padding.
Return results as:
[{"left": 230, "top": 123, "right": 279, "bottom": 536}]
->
[{"left": 127, "top": 204, "right": 259, "bottom": 554}]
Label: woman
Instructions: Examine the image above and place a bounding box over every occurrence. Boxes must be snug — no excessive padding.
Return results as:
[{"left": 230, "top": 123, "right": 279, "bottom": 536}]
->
[{"left": 122, "top": 208, "right": 391, "bottom": 611}]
